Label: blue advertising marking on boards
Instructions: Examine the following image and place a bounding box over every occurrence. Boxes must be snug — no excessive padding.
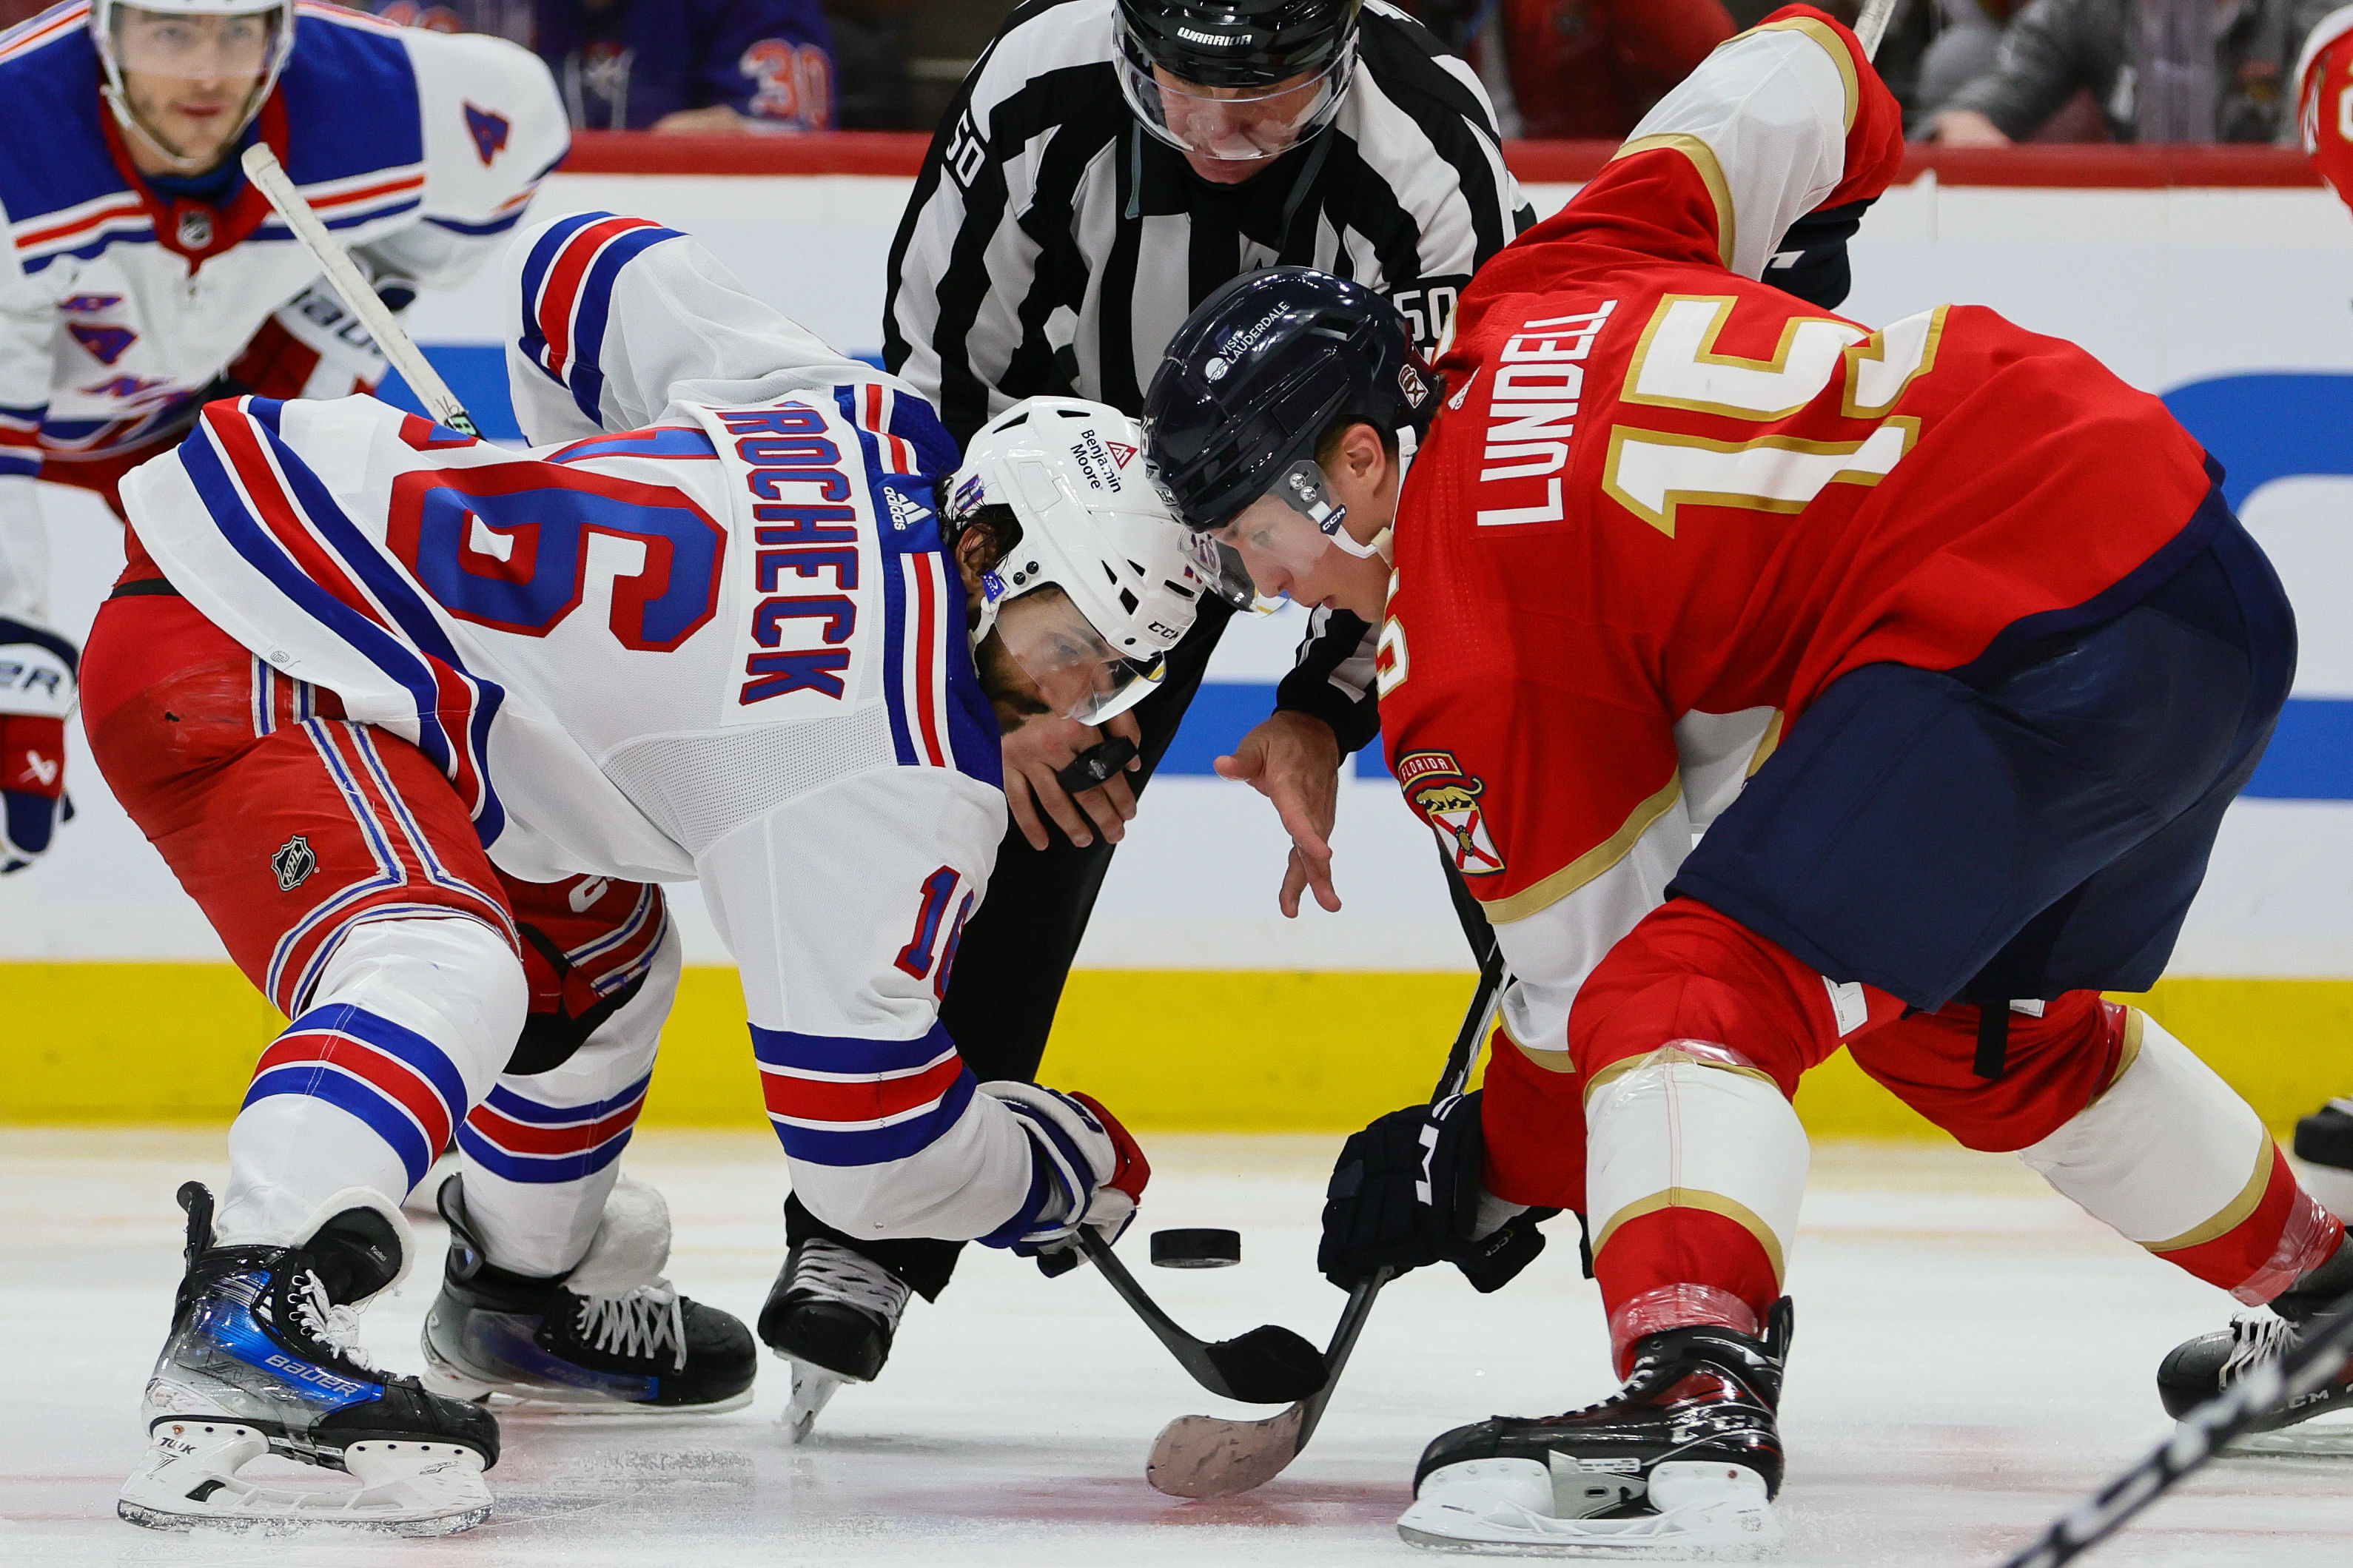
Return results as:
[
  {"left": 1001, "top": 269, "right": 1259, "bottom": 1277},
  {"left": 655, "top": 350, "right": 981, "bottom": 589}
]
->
[{"left": 2164, "top": 372, "right": 2353, "bottom": 801}]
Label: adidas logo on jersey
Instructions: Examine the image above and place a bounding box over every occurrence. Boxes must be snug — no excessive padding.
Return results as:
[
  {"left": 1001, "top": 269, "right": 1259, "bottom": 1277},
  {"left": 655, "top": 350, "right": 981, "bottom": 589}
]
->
[{"left": 882, "top": 481, "right": 933, "bottom": 532}]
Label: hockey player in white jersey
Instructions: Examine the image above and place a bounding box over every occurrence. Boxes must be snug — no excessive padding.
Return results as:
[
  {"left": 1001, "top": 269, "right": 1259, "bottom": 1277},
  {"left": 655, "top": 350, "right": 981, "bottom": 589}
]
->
[
  {"left": 0, "top": 0, "right": 565, "bottom": 875},
  {"left": 84, "top": 208, "right": 1212, "bottom": 1532}
]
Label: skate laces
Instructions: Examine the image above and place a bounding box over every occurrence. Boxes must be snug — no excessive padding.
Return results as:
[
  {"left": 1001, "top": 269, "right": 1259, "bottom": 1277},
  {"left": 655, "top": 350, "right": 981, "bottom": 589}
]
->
[
  {"left": 284, "top": 1268, "right": 382, "bottom": 1375},
  {"left": 574, "top": 1280, "right": 688, "bottom": 1372},
  {"left": 2221, "top": 1308, "right": 2292, "bottom": 1384},
  {"left": 790, "top": 1238, "right": 910, "bottom": 1328}
]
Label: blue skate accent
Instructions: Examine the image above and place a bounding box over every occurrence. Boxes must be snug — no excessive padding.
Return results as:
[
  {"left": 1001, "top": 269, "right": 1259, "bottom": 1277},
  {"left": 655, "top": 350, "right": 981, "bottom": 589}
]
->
[
  {"left": 463, "top": 1310, "right": 659, "bottom": 1402},
  {"left": 196, "top": 1277, "right": 383, "bottom": 1413}
]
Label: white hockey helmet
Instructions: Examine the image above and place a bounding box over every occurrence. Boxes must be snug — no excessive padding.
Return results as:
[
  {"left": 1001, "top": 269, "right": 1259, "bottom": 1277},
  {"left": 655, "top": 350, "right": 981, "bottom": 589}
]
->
[
  {"left": 947, "top": 397, "right": 1219, "bottom": 726},
  {"left": 91, "top": 0, "right": 298, "bottom": 173}
]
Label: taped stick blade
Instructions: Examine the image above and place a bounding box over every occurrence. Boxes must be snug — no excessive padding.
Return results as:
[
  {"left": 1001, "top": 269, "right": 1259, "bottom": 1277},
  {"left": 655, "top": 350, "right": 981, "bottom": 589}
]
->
[{"left": 1145, "top": 1405, "right": 1306, "bottom": 1499}]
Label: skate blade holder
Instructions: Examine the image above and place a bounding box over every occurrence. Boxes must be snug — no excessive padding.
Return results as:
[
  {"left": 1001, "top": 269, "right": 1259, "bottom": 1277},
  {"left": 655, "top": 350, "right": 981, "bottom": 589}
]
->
[
  {"left": 1149, "top": 1228, "right": 1241, "bottom": 1269},
  {"left": 1397, "top": 1457, "right": 1778, "bottom": 1555},
  {"left": 118, "top": 1421, "right": 491, "bottom": 1535}
]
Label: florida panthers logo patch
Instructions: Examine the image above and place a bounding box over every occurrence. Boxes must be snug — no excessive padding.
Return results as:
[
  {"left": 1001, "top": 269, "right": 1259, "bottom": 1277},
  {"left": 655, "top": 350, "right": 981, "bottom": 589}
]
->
[
  {"left": 464, "top": 103, "right": 511, "bottom": 166},
  {"left": 1396, "top": 750, "right": 1504, "bottom": 877}
]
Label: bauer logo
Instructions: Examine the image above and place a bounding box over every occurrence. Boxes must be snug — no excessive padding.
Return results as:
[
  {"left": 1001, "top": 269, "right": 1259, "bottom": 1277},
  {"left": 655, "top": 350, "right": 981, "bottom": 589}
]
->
[
  {"left": 272, "top": 835, "right": 318, "bottom": 893},
  {"left": 1395, "top": 751, "right": 1505, "bottom": 877}
]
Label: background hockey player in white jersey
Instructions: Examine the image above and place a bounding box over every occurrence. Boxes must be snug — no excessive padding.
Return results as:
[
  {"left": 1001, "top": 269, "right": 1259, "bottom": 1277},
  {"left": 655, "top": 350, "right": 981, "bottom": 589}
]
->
[
  {"left": 0, "top": 0, "right": 565, "bottom": 875},
  {"left": 83, "top": 205, "right": 1212, "bottom": 1531}
]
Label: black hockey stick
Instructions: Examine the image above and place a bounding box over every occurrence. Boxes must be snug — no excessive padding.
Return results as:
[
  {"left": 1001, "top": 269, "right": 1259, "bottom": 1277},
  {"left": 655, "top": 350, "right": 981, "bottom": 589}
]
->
[
  {"left": 1144, "top": 941, "right": 1508, "bottom": 1498},
  {"left": 1993, "top": 1287, "right": 2353, "bottom": 1568},
  {"left": 1070, "top": 1228, "right": 1329, "bottom": 1404}
]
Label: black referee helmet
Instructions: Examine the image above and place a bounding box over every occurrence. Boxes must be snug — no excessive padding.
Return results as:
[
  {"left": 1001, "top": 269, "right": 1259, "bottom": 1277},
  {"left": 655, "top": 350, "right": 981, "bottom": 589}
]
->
[
  {"left": 1115, "top": 0, "right": 1365, "bottom": 159},
  {"left": 1118, "top": 0, "right": 1362, "bottom": 87},
  {"left": 1142, "top": 266, "right": 1437, "bottom": 535}
]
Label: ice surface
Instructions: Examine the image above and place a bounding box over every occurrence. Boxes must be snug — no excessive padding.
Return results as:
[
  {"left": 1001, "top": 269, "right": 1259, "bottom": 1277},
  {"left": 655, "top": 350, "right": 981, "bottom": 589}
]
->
[{"left": 3, "top": 1131, "right": 2347, "bottom": 1566}]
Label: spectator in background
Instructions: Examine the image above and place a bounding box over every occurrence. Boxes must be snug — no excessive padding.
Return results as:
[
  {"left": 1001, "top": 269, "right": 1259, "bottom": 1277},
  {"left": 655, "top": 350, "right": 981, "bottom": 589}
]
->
[
  {"left": 372, "top": 0, "right": 836, "bottom": 130},
  {"left": 1494, "top": 0, "right": 1735, "bottom": 140},
  {"left": 1928, "top": 0, "right": 2339, "bottom": 142}
]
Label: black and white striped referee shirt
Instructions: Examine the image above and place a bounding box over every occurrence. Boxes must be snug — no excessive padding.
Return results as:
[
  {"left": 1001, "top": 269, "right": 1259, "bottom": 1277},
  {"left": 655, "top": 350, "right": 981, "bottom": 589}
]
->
[{"left": 884, "top": 0, "right": 1534, "bottom": 447}]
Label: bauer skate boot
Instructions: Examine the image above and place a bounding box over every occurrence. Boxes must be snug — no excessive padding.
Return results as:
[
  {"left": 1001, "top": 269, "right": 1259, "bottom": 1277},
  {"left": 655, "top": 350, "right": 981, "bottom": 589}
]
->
[
  {"left": 2295, "top": 1099, "right": 2353, "bottom": 1222},
  {"left": 1397, "top": 1302, "right": 1791, "bottom": 1555},
  {"left": 759, "top": 1236, "right": 911, "bottom": 1442},
  {"left": 419, "top": 1175, "right": 755, "bottom": 1413},
  {"left": 119, "top": 1182, "right": 500, "bottom": 1535},
  {"left": 2157, "top": 1236, "right": 2353, "bottom": 1455}
]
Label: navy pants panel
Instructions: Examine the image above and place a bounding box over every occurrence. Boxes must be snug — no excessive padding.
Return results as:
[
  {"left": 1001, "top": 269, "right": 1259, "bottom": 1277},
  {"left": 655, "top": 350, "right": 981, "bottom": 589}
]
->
[{"left": 1668, "top": 509, "right": 2294, "bottom": 1012}]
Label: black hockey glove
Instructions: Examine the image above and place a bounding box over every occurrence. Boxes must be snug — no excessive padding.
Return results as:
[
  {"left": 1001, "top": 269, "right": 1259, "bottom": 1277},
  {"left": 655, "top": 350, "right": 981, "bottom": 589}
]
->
[
  {"left": 1318, "top": 1091, "right": 1556, "bottom": 1294},
  {"left": 1765, "top": 198, "right": 1876, "bottom": 312}
]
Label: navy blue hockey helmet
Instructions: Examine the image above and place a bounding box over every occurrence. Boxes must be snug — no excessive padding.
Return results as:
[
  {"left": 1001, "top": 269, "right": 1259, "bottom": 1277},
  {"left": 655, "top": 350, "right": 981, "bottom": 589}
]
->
[{"left": 1142, "top": 266, "right": 1437, "bottom": 538}]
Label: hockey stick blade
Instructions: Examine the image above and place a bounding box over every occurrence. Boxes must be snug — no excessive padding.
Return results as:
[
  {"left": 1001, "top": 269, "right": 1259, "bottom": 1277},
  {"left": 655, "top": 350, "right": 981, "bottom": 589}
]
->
[
  {"left": 1994, "top": 1286, "right": 2353, "bottom": 1568},
  {"left": 1077, "top": 1230, "right": 1327, "bottom": 1405},
  {"left": 239, "top": 145, "right": 480, "bottom": 438},
  {"left": 1145, "top": 949, "right": 1508, "bottom": 1499},
  {"left": 1146, "top": 1262, "right": 1388, "bottom": 1498}
]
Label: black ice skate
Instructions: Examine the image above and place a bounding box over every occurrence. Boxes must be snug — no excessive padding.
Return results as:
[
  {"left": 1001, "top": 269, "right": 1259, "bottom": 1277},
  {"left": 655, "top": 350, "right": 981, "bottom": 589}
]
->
[
  {"left": 2157, "top": 1237, "right": 2353, "bottom": 1456},
  {"left": 118, "top": 1182, "right": 500, "bottom": 1535},
  {"left": 2294, "top": 1099, "right": 2353, "bottom": 1221},
  {"left": 419, "top": 1176, "right": 755, "bottom": 1413},
  {"left": 1397, "top": 1305, "right": 1791, "bottom": 1554},
  {"left": 759, "top": 1236, "right": 911, "bottom": 1442}
]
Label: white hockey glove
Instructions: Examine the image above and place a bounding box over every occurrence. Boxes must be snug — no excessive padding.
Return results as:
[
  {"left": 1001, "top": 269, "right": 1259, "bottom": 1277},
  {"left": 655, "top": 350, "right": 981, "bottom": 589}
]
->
[
  {"left": 979, "top": 1082, "right": 1150, "bottom": 1273},
  {"left": 1, "top": 618, "right": 75, "bottom": 875}
]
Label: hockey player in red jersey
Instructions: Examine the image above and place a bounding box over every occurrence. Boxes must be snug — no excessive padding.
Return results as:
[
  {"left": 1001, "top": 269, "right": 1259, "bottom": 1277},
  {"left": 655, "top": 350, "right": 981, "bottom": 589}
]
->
[
  {"left": 0, "top": 0, "right": 566, "bottom": 876},
  {"left": 1146, "top": 6, "right": 2353, "bottom": 1549}
]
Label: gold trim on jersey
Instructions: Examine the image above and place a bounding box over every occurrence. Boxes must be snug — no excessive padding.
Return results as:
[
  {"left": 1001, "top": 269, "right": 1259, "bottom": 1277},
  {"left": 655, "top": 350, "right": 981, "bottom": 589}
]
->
[
  {"left": 2144, "top": 1131, "right": 2276, "bottom": 1254},
  {"left": 1611, "top": 132, "right": 1736, "bottom": 269},
  {"left": 1622, "top": 295, "right": 1868, "bottom": 423},
  {"left": 1751, "top": 15, "right": 1861, "bottom": 132},
  {"left": 1479, "top": 775, "right": 1682, "bottom": 925},
  {"left": 1745, "top": 710, "right": 1785, "bottom": 778},
  {"left": 1593, "top": 1188, "right": 1789, "bottom": 1285},
  {"left": 1842, "top": 306, "right": 1950, "bottom": 419},
  {"left": 1602, "top": 417, "right": 1921, "bottom": 539}
]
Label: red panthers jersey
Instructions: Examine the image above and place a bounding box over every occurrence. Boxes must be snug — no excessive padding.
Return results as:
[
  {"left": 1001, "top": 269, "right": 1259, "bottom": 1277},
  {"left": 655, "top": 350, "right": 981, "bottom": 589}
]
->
[
  {"left": 2298, "top": 4, "right": 2353, "bottom": 209},
  {"left": 1375, "top": 8, "right": 2215, "bottom": 1059}
]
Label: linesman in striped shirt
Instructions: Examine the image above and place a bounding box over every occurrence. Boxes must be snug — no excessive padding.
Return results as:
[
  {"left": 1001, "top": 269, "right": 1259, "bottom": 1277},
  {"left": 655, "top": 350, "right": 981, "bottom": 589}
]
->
[{"left": 759, "top": 0, "right": 1531, "bottom": 1424}]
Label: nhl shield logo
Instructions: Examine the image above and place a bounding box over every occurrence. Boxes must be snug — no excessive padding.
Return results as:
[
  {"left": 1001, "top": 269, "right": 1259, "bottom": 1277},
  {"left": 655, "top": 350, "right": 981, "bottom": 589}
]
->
[
  {"left": 1395, "top": 751, "right": 1505, "bottom": 878},
  {"left": 272, "top": 835, "right": 318, "bottom": 892},
  {"left": 175, "top": 209, "right": 213, "bottom": 250}
]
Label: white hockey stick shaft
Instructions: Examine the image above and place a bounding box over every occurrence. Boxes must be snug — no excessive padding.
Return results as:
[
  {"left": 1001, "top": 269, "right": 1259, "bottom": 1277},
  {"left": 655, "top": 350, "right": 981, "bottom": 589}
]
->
[
  {"left": 238, "top": 144, "right": 480, "bottom": 437},
  {"left": 1854, "top": 0, "right": 1899, "bottom": 59}
]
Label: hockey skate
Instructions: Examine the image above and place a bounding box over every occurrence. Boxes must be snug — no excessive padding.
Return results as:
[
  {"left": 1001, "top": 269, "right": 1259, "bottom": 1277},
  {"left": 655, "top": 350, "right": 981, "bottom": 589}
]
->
[
  {"left": 119, "top": 1182, "right": 500, "bottom": 1535},
  {"left": 1397, "top": 1306, "right": 1791, "bottom": 1555},
  {"left": 2157, "top": 1239, "right": 2353, "bottom": 1456},
  {"left": 419, "top": 1175, "right": 756, "bottom": 1413},
  {"left": 2295, "top": 1099, "right": 2353, "bottom": 1222},
  {"left": 759, "top": 1236, "right": 911, "bottom": 1443}
]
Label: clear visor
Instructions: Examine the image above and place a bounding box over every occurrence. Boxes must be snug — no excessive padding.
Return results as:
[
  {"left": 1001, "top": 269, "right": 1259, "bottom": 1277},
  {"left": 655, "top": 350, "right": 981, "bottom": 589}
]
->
[
  {"left": 1114, "top": 38, "right": 1357, "bottom": 162},
  {"left": 110, "top": 6, "right": 281, "bottom": 81},
  {"left": 994, "top": 585, "right": 1166, "bottom": 726},
  {"left": 1209, "top": 460, "right": 1355, "bottom": 601}
]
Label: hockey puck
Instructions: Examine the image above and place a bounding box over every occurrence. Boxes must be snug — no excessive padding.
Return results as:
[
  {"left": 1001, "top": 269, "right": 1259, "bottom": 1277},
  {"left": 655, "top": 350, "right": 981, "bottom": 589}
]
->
[{"left": 1150, "top": 1228, "right": 1241, "bottom": 1268}]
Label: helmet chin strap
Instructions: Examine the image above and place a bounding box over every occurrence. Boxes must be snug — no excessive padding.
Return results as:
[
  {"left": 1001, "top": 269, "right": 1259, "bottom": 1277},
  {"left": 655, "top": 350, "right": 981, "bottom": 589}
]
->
[
  {"left": 101, "top": 79, "right": 268, "bottom": 176},
  {"left": 1326, "top": 423, "right": 1415, "bottom": 566}
]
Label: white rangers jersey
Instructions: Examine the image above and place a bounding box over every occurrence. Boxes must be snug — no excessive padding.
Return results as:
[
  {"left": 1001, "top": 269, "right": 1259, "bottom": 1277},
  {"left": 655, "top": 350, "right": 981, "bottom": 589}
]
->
[
  {"left": 121, "top": 215, "right": 1062, "bottom": 1248},
  {"left": 0, "top": 1, "right": 565, "bottom": 480}
]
